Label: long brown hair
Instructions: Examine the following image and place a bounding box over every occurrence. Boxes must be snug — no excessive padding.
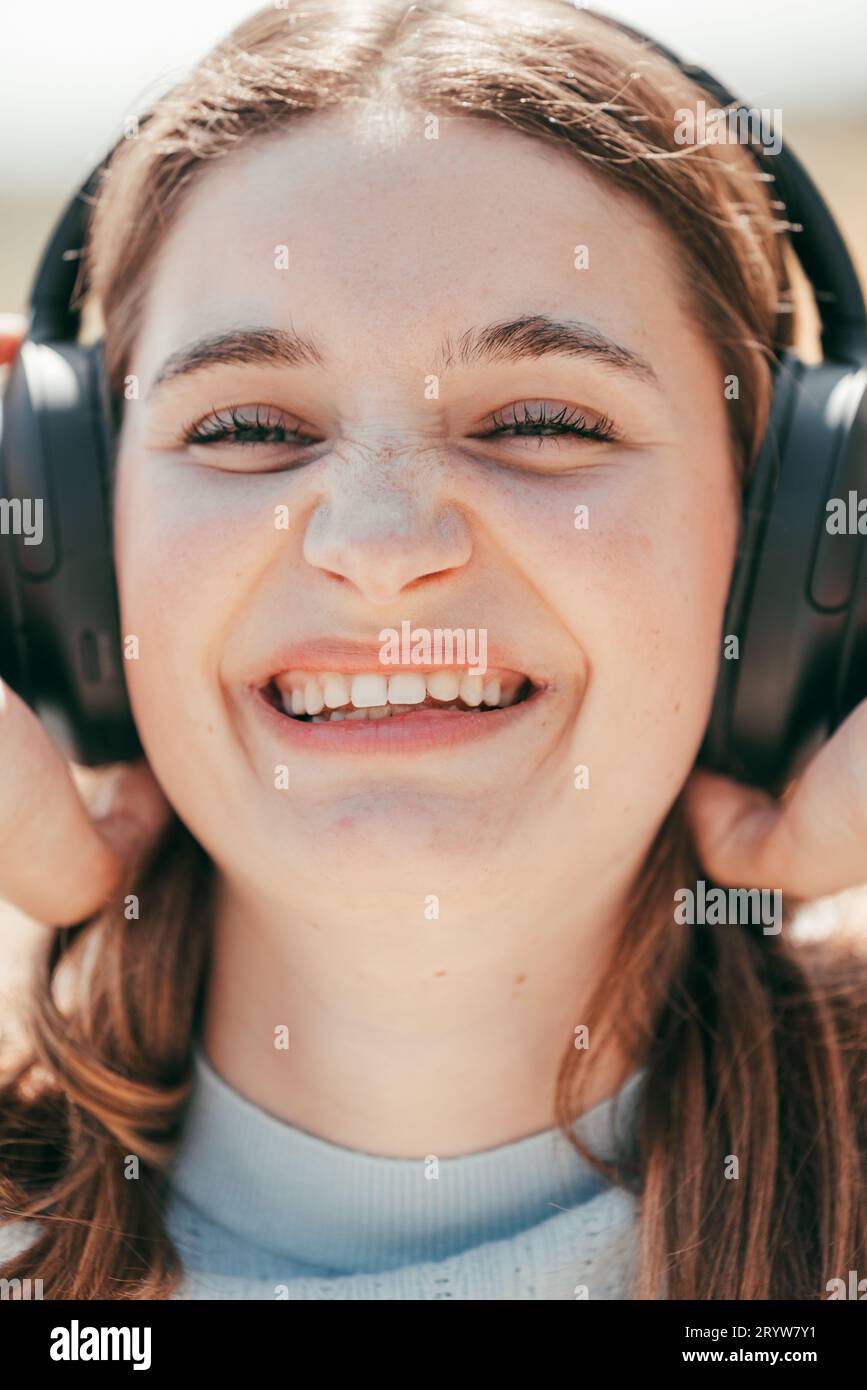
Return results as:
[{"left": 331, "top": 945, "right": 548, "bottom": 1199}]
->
[{"left": 2, "top": 0, "right": 866, "bottom": 1299}]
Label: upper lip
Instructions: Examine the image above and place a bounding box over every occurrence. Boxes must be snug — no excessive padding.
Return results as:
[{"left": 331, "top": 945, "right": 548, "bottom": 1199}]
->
[{"left": 246, "top": 637, "right": 542, "bottom": 689}]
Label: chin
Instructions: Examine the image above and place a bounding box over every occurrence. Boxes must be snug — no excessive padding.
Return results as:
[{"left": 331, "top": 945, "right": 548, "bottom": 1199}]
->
[{"left": 253, "top": 787, "right": 515, "bottom": 894}]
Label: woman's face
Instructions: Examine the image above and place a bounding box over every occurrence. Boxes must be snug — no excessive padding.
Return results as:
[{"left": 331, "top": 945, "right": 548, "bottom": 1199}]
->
[{"left": 115, "top": 109, "right": 739, "bottom": 911}]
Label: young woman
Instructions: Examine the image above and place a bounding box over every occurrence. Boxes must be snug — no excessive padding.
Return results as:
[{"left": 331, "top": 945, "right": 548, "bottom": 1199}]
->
[{"left": 1, "top": 0, "right": 866, "bottom": 1300}]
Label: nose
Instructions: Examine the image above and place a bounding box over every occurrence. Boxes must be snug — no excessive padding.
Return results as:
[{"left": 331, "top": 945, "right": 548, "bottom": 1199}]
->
[{"left": 302, "top": 444, "right": 473, "bottom": 604}]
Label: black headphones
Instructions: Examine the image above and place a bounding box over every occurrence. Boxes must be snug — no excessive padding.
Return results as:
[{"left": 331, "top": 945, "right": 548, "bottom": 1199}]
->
[{"left": 1, "top": 23, "right": 866, "bottom": 789}]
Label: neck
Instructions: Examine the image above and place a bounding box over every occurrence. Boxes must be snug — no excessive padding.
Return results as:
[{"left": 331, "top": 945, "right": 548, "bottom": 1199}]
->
[{"left": 201, "top": 855, "right": 643, "bottom": 1158}]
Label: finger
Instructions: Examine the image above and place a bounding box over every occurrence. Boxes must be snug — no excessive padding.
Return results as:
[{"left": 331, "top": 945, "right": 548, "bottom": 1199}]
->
[
  {"left": 685, "top": 768, "right": 784, "bottom": 888},
  {"left": 0, "top": 677, "right": 152, "bottom": 925},
  {"left": 766, "top": 698, "right": 867, "bottom": 897},
  {"left": 687, "top": 700, "right": 867, "bottom": 899},
  {"left": 90, "top": 759, "right": 172, "bottom": 863}
]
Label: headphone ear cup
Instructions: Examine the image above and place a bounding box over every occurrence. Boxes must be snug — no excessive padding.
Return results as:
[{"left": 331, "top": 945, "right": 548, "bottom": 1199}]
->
[
  {"left": 701, "top": 353, "right": 867, "bottom": 790},
  {"left": 0, "top": 337, "right": 140, "bottom": 764}
]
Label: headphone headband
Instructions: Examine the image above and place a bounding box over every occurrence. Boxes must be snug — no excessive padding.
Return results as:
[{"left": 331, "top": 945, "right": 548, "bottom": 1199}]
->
[
  {"left": 26, "top": 163, "right": 102, "bottom": 344},
  {"left": 26, "top": 115, "right": 153, "bottom": 346}
]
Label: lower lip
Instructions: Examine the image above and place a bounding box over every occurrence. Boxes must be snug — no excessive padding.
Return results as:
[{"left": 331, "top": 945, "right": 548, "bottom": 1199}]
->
[{"left": 245, "top": 683, "right": 543, "bottom": 755}]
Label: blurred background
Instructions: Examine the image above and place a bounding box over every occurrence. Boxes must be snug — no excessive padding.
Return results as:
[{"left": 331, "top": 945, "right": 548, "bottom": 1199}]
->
[{"left": 1, "top": 0, "right": 865, "bottom": 1010}]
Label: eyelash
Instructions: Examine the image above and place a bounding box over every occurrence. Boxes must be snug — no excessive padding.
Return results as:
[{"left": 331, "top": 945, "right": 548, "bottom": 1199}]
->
[
  {"left": 180, "top": 401, "right": 619, "bottom": 450},
  {"left": 182, "top": 405, "right": 318, "bottom": 448},
  {"left": 483, "top": 402, "right": 617, "bottom": 444}
]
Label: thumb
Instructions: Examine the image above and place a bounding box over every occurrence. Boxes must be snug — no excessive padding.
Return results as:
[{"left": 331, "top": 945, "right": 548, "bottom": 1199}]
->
[
  {"left": 684, "top": 768, "right": 785, "bottom": 889},
  {"left": 89, "top": 760, "right": 172, "bottom": 868}
]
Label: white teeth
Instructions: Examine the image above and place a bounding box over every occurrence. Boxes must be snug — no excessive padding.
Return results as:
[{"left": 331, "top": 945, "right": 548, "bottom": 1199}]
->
[
  {"left": 426, "top": 671, "right": 460, "bottom": 702},
  {"left": 387, "top": 673, "right": 426, "bottom": 705},
  {"left": 313, "top": 705, "right": 391, "bottom": 722},
  {"left": 274, "top": 671, "right": 309, "bottom": 715},
  {"left": 304, "top": 679, "right": 325, "bottom": 716},
  {"left": 271, "top": 665, "right": 529, "bottom": 718},
  {"left": 350, "top": 674, "right": 388, "bottom": 708},
  {"left": 459, "top": 673, "right": 484, "bottom": 707},
  {"left": 322, "top": 673, "right": 351, "bottom": 709},
  {"left": 274, "top": 669, "right": 301, "bottom": 688}
]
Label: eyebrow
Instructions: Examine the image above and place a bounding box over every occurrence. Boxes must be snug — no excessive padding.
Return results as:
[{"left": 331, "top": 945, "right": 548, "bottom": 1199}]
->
[{"left": 146, "top": 314, "right": 660, "bottom": 399}]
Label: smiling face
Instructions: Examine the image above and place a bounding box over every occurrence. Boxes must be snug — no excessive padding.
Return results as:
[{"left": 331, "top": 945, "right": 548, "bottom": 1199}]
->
[{"left": 113, "top": 108, "right": 739, "bottom": 910}]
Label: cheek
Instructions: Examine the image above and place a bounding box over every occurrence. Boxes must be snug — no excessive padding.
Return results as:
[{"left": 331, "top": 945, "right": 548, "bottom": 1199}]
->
[
  {"left": 112, "top": 455, "right": 276, "bottom": 734},
  {"left": 488, "top": 452, "right": 737, "bottom": 773},
  {"left": 577, "top": 465, "right": 737, "bottom": 778}
]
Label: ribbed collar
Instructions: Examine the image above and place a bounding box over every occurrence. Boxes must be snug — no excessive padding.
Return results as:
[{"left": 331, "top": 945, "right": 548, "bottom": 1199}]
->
[{"left": 166, "top": 1042, "right": 645, "bottom": 1274}]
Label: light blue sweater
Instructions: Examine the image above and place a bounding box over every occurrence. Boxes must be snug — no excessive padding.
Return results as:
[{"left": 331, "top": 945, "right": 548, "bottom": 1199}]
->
[{"left": 0, "top": 1044, "right": 645, "bottom": 1300}]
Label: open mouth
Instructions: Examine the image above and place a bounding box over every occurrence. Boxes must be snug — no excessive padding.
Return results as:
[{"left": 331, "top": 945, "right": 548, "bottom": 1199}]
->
[{"left": 260, "top": 668, "right": 539, "bottom": 723}]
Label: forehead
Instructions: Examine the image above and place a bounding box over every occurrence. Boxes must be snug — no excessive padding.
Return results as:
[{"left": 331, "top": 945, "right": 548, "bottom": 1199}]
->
[{"left": 132, "top": 109, "right": 694, "bottom": 378}]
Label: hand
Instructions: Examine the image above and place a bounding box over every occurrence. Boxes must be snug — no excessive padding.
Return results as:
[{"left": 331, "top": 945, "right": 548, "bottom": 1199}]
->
[
  {"left": 686, "top": 699, "right": 867, "bottom": 901},
  {"left": 0, "top": 314, "right": 169, "bottom": 926}
]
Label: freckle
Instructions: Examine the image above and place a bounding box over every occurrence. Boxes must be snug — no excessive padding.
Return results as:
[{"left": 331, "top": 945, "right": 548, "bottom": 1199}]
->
[
  {"left": 434, "top": 970, "right": 447, "bottom": 977},
  {"left": 515, "top": 973, "right": 526, "bottom": 985},
  {"left": 673, "top": 702, "right": 681, "bottom": 714}
]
